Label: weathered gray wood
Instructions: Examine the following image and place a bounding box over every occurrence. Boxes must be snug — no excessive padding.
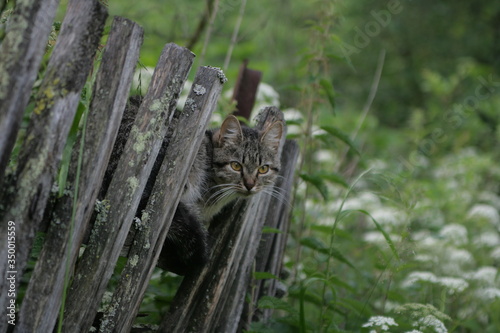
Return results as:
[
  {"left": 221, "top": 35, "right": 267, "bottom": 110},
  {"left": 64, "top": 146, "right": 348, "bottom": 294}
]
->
[
  {"left": 14, "top": 17, "right": 143, "bottom": 333},
  {"left": 160, "top": 108, "right": 297, "bottom": 333},
  {"left": 99, "top": 66, "right": 226, "bottom": 333},
  {"left": 216, "top": 140, "right": 299, "bottom": 333},
  {"left": 0, "top": 1, "right": 107, "bottom": 329},
  {"left": 0, "top": 0, "right": 60, "bottom": 182},
  {"left": 240, "top": 140, "right": 300, "bottom": 329},
  {"left": 213, "top": 192, "right": 273, "bottom": 332},
  {"left": 62, "top": 43, "right": 194, "bottom": 333},
  {"left": 160, "top": 198, "right": 250, "bottom": 332}
]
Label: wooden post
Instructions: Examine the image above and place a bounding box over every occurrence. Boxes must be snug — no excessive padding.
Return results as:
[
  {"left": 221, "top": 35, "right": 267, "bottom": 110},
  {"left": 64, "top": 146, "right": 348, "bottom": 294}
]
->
[
  {"left": 232, "top": 59, "right": 262, "bottom": 120},
  {"left": 61, "top": 43, "right": 194, "bottom": 332},
  {"left": 0, "top": 0, "right": 60, "bottom": 182},
  {"left": 99, "top": 66, "right": 226, "bottom": 333},
  {"left": 14, "top": 17, "right": 143, "bottom": 333},
  {"left": 0, "top": 1, "right": 107, "bottom": 329}
]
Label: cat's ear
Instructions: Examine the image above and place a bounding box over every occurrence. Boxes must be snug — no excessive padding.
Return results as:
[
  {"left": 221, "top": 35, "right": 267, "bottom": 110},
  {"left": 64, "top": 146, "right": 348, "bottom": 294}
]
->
[
  {"left": 261, "top": 121, "right": 283, "bottom": 152},
  {"left": 214, "top": 115, "right": 243, "bottom": 146}
]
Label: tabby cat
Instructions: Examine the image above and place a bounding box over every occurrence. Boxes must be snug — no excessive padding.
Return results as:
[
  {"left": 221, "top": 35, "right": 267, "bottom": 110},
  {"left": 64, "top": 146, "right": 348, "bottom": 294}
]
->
[{"left": 160, "top": 115, "right": 284, "bottom": 275}]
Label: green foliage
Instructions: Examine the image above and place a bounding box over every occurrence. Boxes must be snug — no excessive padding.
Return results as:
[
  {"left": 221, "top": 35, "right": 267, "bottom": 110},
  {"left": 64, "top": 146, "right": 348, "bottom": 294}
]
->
[{"left": 11, "top": 0, "right": 500, "bottom": 331}]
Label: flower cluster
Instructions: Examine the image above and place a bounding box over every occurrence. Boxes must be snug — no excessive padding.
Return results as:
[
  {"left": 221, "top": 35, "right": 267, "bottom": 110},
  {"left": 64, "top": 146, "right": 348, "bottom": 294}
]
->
[{"left": 362, "top": 316, "right": 398, "bottom": 332}]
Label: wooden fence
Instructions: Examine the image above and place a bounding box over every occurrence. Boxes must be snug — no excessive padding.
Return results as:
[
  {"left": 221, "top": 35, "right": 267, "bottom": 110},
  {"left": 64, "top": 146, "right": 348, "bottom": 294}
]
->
[{"left": 0, "top": 1, "right": 299, "bottom": 332}]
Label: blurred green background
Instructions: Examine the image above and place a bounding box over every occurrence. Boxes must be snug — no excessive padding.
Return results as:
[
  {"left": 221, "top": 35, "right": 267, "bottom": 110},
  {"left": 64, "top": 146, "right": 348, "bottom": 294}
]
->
[{"left": 51, "top": 0, "right": 500, "bottom": 331}]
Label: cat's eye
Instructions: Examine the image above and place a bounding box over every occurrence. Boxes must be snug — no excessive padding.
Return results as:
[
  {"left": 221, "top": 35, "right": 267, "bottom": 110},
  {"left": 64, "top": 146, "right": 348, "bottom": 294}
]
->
[
  {"left": 230, "top": 161, "right": 242, "bottom": 171},
  {"left": 258, "top": 165, "right": 270, "bottom": 174}
]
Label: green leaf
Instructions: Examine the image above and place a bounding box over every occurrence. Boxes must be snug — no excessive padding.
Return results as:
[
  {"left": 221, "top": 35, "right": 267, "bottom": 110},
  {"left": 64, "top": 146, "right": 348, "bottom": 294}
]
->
[
  {"left": 337, "top": 297, "right": 371, "bottom": 317},
  {"left": 253, "top": 271, "right": 280, "bottom": 280},
  {"left": 320, "top": 126, "right": 361, "bottom": 156},
  {"left": 319, "top": 78, "right": 336, "bottom": 113},
  {"left": 300, "top": 173, "right": 329, "bottom": 200},
  {"left": 285, "top": 118, "right": 304, "bottom": 126},
  {"left": 328, "top": 275, "right": 355, "bottom": 293},
  {"left": 357, "top": 209, "right": 400, "bottom": 260},
  {"left": 316, "top": 171, "right": 349, "bottom": 188},
  {"left": 257, "top": 296, "right": 296, "bottom": 314},
  {"left": 262, "top": 226, "right": 282, "bottom": 234},
  {"left": 300, "top": 236, "right": 355, "bottom": 269},
  {"left": 58, "top": 101, "right": 86, "bottom": 197},
  {"left": 234, "top": 115, "right": 251, "bottom": 126}
]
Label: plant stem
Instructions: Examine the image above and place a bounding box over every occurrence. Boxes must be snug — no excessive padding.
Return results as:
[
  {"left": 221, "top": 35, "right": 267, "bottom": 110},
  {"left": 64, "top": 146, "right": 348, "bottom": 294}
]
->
[
  {"left": 336, "top": 49, "right": 386, "bottom": 171},
  {"left": 223, "top": 0, "right": 247, "bottom": 71},
  {"left": 57, "top": 100, "right": 89, "bottom": 332},
  {"left": 199, "top": 0, "right": 220, "bottom": 66}
]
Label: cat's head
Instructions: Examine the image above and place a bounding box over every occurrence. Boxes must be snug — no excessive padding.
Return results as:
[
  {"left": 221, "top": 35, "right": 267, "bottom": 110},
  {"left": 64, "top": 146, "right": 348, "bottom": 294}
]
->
[{"left": 211, "top": 115, "right": 284, "bottom": 197}]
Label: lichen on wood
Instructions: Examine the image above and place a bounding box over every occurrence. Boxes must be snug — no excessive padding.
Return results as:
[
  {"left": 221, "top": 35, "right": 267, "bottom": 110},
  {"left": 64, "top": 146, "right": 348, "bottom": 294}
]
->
[{"left": 61, "top": 43, "right": 195, "bottom": 332}]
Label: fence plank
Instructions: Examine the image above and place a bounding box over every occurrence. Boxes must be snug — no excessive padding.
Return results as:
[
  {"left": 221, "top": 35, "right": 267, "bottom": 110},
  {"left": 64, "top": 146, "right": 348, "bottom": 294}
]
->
[
  {"left": 0, "top": 1, "right": 107, "bottom": 329},
  {"left": 99, "top": 65, "right": 226, "bottom": 333},
  {"left": 14, "top": 17, "right": 143, "bottom": 333},
  {"left": 240, "top": 140, "right": 300, "bottom": 329},
  {"left": 0, "top": 0, "right": 59, "bottom": 182},
  {"left": 216, "top": 140, "right": 299, "bottom": 333},
  {"left": 160, "top": 108, "right": 296, "bottom": 333},
  {"left": 61, "top": 43, "right": 194, "bottom": 332}
]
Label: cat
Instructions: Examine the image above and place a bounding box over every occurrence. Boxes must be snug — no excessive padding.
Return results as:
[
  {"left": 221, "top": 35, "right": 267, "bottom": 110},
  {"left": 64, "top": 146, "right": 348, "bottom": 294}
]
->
[{"left": 158, "top": 115, "right": 284, "bottom": 275}]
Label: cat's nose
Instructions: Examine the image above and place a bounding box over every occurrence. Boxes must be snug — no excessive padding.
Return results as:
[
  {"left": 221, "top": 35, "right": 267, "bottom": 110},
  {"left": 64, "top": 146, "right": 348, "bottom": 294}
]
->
[{"left": 244, "top": 179, "right": 255, "bottom": 191}]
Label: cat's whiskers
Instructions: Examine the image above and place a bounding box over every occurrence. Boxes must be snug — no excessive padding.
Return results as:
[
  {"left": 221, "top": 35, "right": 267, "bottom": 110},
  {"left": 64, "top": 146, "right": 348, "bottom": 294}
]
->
[
  {"left": 212, "top": 188, "right": 239, "bottom": 207},
  {"left": 261, "top": 186, "right": 290, "bottom": 207},
  {"left": 205, "top": 184, "right": 239, "bottom": 207},
  {"left": 202, "top": 183, "right": 230, "bottom": 196}
]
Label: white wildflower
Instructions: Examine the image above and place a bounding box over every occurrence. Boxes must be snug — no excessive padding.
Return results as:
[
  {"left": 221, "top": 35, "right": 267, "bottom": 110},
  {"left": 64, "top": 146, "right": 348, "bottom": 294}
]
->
[
  {"left": 447, "top": 248, "right": 474, "bottom": 264},
  {"left": 283, "top": 108, "right": 303, "bottom": 136},
  {"left": 283, "top": 108, "right": 303, "bottom": 121},
  {"left": 478, "top": 191, "right": 500, "bottom": 211},
  {"left": 402, "top": 272, "right": 467, "bottom": 294},
  {"left": 414, "top": 253, "right": 437, "bottom": 264},
  {"left": 305, "top": 199, "right": 316, "bottom": 212},
  {"left": 436, "top": 277, "right": 468, "bottom": 294},
  {"left": 414, "top": 206, "right": 445, "bottom": 228},
  {"left": 424, "top": 210, "right": 446, "bottom": 228},
  {"left": 132, "top": 66, "right": 154, "bottom": 95},
  {"left": 473, "top": 232, "right": 500, "bottom": 248},
  {"left": 368, "top": 159, "right": 388, "bottom": 171},
  {"left": 418, "top": 236, "right": 442, "bottom": 249},
  {"left": 402, "top": 271, "right": 438, "bottom": 288},
  {"left": 491, "top": 246, "right": 500, "bottom": 260},
  {"left": 312, "top": 125, "right": 328, "bottom": 137},
  {"left": 370, "top": 207, "right": 407, "bottom": 228},
  {"left": 412, "top": 230, "right": 431, "bottom": 242},
  {"left": 254, "top": 82, "right": 280, "bottom": 109},
  {"left": 177, "top": 80, "right": 193, "bottom": 110},
  {"left": 439, "top": 224, "right": 468, "bottom": 246},
  {"left": 413, "top": 315, "right": 447, "bottom": 333},
  {"left": 444, "top": 247, "right": 474, "bottom": 271},
  {"left": 464, "top": 266, "right": 498, "bottom": 286},
  {"left": 314, "top": 150, "right": 335, "bottom": 163},
  {"left": 364, "top": 232, "right": 401, "bottom": 246},
  {"left": 341, "top": 192, "right": 381, "bottom": 212},
  {"left": 405, "top": 330, "right": 423, "bottom": 333},
  {"left": 475, "top": 287, "right": 500, "bottom": 301},
  {"left": 467, "top": 204, "right": 500, "bottom": 228},
  {"left": 362, "top": 316, "right": 398, "bottom": 331},
  {"left": 364, "top": 231, "right": 386, "bottom": 244}
]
